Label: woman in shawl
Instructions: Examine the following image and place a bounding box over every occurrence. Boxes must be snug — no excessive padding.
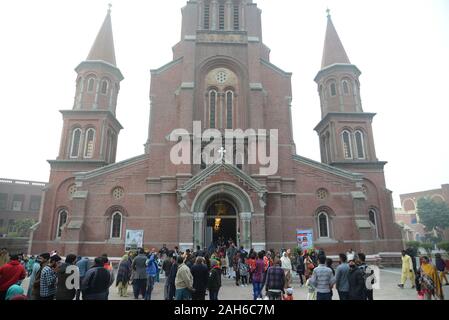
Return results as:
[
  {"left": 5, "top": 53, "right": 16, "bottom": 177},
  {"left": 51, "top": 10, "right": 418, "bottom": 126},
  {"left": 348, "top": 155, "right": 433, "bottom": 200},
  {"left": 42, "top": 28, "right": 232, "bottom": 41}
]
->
[
  {"left": 418, "top": 256, "right": 444, "bottom": 300},
  {"left": 116, "top": 254, "right": 132, "bottom": 297},
  {"left": 6, "top": 285, "right": 27, "bottom": 300}
]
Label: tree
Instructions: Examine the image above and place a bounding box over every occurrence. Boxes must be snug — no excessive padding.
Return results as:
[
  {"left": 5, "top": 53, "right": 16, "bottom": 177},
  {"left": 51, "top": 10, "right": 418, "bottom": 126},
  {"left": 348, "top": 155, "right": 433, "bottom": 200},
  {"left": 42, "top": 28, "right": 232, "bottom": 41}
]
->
[
  {"left": 405, "top": 241, "right": 420, "bottom": 254},
  {"left": 417, "top": 198, "right": 449, "bottom": 231},
  {"left": 438, "top": 242, "right": 449, "bottom": 253},
  {"left": 9, "top": 219, "right": 36, "bottom": 237},
  {"left": 420, "top": 243, "right": 433, "bottom": 255}
]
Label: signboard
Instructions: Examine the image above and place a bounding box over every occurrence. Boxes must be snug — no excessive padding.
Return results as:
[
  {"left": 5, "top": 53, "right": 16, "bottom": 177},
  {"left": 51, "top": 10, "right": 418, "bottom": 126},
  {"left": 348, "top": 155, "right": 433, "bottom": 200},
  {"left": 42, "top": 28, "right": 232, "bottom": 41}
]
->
[
  {"left": 125, "top": 230, "right": 144, "bottom": 251},
  {"left": 297, "top": 229, "right": 314, "bottom": 251}
]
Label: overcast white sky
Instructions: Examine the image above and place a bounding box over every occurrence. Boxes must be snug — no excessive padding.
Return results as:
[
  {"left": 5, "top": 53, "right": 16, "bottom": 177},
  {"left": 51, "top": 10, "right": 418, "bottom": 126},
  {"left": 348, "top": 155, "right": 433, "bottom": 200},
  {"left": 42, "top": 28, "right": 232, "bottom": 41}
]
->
[{"left": 0, "top": 0, "right": 448, "bottom": 207}]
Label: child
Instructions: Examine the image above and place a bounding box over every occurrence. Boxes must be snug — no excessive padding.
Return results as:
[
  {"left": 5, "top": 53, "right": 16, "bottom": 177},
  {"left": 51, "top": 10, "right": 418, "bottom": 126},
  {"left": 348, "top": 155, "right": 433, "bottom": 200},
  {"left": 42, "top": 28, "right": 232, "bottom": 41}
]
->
[
  {"left": 239, "top": 260, "right": 249, "bottom": 287},
  {"left": 221, "top": 255, "right": 228, "bottom": 276},
  {"left": 306, "top": 278, "right": 316, "bottom": 300},
  {"left": 283, "top": 287, "right": 294, "bottom": 300}
]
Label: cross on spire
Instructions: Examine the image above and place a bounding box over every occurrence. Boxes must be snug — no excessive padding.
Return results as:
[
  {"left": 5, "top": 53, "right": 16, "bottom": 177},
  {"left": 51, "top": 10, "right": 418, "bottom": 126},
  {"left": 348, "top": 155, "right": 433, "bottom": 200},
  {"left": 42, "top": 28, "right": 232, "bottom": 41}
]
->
[
  {"left": 108, "top": 3, "right": 112, "bottom": 14},
  {"left": 326, "top": 8, "right": 331, "bottom": 18}
]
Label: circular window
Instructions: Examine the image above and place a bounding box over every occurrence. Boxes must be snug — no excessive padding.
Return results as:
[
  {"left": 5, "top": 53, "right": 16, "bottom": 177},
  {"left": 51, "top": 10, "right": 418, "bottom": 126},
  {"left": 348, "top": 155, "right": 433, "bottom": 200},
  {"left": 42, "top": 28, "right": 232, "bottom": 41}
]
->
[
  {"left": 112, "top": 187, "right": 124, "bottom": 200},
  {"left": 317, "top": 188, "right": 328, "bottom": 200},
  {"left": 68, "top": 184, "right": 77, "bottom": 199},
  {"left": 216, "top": 71, "right": 228, "bottom": 84}
]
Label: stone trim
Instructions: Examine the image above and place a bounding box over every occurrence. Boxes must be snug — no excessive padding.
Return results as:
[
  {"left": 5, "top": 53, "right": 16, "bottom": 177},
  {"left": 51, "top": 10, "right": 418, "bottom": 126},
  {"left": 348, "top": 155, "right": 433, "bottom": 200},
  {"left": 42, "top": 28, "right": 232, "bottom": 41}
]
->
[
  {"left": 292, "top": 154, "right": 363, "bottom": 181},
  {"left": 181, "top": 82, "right": 195, "bottom": 89},
  {"left": 247, "top": 36, "right": 260, "bottom": 43},
  {"left": 191, "top": 182, "right": 255, "bottom": 213},
  {"left": 60, "top": 109, "right": 124, "bottom": 130},
  {"left": 314, "top": 63, "right": 361, "bottom": 83},
  {"left": 75, "top": 60, "right": 124, "bottom": 81},
  {"left": 314, "top": 112, "right": 376, "bottom": 133},
  {"left": 150, "top": 57, "right": 183, "bottom": 75},
  {"left": 260, "top": 59, "right": 292, "bottom": 77},
  {"left": 178, "top": 163, "right": 267, "bottom": 193},
  {"left": 249, "top": 83, "right": 263, "bottom": 91},
  {"left": 74, "top": 154, "right": 148, "bottom": 181}
]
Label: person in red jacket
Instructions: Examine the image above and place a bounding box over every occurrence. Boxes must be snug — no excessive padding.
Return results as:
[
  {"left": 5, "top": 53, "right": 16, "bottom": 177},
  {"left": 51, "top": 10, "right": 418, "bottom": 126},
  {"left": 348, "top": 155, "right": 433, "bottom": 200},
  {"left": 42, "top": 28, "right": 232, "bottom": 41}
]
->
[{"left": 0, "top": 254, "right": 26, "bottom": 300}]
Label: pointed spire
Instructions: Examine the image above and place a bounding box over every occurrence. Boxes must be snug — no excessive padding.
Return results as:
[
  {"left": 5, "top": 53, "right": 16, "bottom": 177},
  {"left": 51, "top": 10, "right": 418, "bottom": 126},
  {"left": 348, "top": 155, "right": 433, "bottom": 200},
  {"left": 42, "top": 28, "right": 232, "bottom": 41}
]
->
[
  {"left": 87, "top": 5, "right": 117, "bottom": 66},
  {"left": 321, "top": 10, "right": 351, "bottom": 69}
]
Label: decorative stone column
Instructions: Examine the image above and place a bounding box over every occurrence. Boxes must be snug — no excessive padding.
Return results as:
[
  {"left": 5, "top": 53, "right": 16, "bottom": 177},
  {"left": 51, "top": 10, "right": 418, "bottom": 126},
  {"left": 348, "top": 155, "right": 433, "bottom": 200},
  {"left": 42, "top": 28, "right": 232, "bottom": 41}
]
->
[
  {"left": 225, "top": 0, "right": 232, "bottom": 31},
  {"left": 240, "top": 212, "right": 252, "bottom": 251},
  {"left": 93, "top": 80, "right": 100, "bottom": 109},
  {"left": 193, "top": 212, "right": 205, "bottom": 249},
  {"left": 211, "top": 0, "right": 218, "bottom": 30},
  {"left": 197, "top": 0, "right": 203, "bottom": 29}
]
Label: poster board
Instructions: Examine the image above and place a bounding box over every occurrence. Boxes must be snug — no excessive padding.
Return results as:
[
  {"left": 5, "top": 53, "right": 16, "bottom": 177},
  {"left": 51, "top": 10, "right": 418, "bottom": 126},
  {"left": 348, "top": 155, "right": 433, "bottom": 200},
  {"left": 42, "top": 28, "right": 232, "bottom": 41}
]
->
[
  {"left": 297, "top": 229, "right": 313, "bottom": 251},
  {"left": 125, "top": 230, "right": 144, "bottom": 251}
]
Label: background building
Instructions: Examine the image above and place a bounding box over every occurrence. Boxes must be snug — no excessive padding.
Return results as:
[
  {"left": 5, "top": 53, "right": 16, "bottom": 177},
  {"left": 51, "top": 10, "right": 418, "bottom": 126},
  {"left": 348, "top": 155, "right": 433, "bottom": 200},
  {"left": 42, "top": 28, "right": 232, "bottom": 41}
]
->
[
  {"left": 395, "top": 184, "right": 449, "bottom": 242},
  {"left": 0, "top": 178, "right": 47, "bottom": 253}
]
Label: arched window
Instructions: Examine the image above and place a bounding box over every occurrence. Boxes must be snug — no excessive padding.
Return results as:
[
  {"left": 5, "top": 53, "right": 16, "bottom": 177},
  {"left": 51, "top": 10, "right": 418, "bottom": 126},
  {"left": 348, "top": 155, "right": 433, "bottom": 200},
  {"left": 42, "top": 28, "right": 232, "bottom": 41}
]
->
[
  {"left": 369, "top": 209, "right": 379, "bottom": 238},
  {"left": 70, "top": 128, "right": 82, "bottom": 158},
  {"left": 233, "top": 3, "right": 240, "bottom": 30},
  {"left": 84, "top": 128, "right": 96, "bottom": 158},
  {"left": 330, "top": 82, "right": 337, "bottom": 96},
  {"left": 342, "top": 80, "right": 350, "bottom": 95},
  {"left": 209, "top": 90, "right": 217, "bottom": 128},
  {"left": 318, "top": 212, "right": 329, "bottom": 238},
  {"left": 204, "top": 2, "right": 210, "bottom": 29},
  {"left": 226, "top": 90, "right": 234, "bottom": 129},
  {"left": 110, "top": 211, "right": 122, "bottom": 239},
  {"left": 101, "top": 80, "right": 109, "bottom": 95},
  {"left": 56, "top": 209, "right": 68, "bottom": 239},
  {"left": 354, "top": 130, "right": 366, "bottom": 159},
  {"left": 87, "top": 77, "right": 96, "bottom": 92},
  {"left": 341, "top": 130, "right": 353, "bottom": 159},
  {"left": 219, "top": 4, "right": 225, "bottom": 30}
]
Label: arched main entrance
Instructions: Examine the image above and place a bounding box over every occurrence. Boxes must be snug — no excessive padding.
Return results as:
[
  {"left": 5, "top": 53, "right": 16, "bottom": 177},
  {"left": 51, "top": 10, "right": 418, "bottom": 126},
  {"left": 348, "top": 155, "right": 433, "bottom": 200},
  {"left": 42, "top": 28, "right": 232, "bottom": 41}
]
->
[
  {"left": 192, "top": 182, "right": 253, "bottom": 250},
  {"left": 205, "top": 198, "right": 238, "bottom": 248}
]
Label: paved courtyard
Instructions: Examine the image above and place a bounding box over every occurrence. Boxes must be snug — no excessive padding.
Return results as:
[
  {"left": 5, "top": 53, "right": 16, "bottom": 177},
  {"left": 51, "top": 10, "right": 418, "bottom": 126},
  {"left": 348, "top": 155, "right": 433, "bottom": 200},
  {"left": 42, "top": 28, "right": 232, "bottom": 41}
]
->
[{"left": 20, "top": 268, "right": 448, "bottom": 300}]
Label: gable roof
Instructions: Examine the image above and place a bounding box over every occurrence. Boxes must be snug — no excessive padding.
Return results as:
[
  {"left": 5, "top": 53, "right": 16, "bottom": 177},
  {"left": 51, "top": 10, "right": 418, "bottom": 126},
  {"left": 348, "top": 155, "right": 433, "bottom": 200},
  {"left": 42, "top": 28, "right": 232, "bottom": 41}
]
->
[{"left": 178, "top": 163, "right": 267, "bottom": 194}]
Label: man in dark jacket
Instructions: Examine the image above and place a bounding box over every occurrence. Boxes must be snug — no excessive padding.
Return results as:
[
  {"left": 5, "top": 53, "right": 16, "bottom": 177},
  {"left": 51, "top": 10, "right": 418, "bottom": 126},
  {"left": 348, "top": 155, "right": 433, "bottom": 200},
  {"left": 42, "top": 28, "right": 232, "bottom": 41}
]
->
[
  {"left": 348, "top": 259, "right": 366, "bottom": 300},
  {"left": 163, "top": 254, "right": 176, "bottom": 300},
  {"left": 55, "top": 254, "right": 78, "bottom": 300},
  {"left": 358, "top": 253, "right": 375, "bottom": 300},
  {"left": 167, "top": 255, "right": 179, "bottom": 300},
  {"left": 208, "top": 259, "right": 221, "bottom": 300},
  {"left": 131, "top": 248, "right": 148, "bottom": 299},
  {"left": 191, "top": 257, "right": 209, "bottom": 300},
  {"left": 81, "top": 257, "right": 114, "bottom": 300}
]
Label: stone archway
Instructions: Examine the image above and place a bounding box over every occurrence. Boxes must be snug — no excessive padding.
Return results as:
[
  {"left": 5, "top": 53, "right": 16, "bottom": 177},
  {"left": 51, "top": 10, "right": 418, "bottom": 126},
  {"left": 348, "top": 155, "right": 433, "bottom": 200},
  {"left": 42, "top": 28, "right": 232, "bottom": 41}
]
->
[{"left": 191, "top": 182, "right": 254, "bottom": 250}]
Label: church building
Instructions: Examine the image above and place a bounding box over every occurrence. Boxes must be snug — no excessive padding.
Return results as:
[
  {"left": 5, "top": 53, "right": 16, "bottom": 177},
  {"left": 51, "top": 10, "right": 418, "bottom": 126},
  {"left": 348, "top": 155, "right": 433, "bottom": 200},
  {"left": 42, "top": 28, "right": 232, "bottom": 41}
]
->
[{"left": 30, "top": 1, "right": 403, "bottom": 257}]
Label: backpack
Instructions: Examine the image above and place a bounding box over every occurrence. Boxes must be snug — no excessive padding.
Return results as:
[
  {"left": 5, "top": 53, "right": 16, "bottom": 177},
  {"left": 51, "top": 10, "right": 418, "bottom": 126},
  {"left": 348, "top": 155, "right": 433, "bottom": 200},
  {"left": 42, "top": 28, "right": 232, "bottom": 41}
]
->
[{"left": 359, "top": 264, "right": 376, "bottom": 287}]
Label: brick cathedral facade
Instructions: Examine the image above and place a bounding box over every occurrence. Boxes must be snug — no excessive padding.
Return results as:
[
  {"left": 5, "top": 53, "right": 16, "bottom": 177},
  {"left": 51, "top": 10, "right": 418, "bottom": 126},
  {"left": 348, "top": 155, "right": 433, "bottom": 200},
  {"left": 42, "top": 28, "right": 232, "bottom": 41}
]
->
[{"left": 30, "top": 1, "right": 403, "bottom": 257}]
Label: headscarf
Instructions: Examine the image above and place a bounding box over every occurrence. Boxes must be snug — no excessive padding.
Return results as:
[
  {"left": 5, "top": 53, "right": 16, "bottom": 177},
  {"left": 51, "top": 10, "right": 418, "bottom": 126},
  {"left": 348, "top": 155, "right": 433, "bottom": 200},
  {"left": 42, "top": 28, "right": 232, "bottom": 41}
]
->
[
  {"left": 121, "top": 254, "right": 128, "bottom": 262},
  {"left": 5, "top": 285, "right": 25, "bottom": 300}
]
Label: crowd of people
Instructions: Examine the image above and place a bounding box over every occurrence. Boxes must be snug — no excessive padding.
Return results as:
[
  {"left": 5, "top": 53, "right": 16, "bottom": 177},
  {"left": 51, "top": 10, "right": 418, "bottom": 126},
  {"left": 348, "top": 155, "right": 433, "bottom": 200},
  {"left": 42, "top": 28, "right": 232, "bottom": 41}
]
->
[
  {"left": 0, "top": 244, "right": 447, "bottom": 301},
  {"left": 399, "top": 248, "right": 448, "bottom": 300}
]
